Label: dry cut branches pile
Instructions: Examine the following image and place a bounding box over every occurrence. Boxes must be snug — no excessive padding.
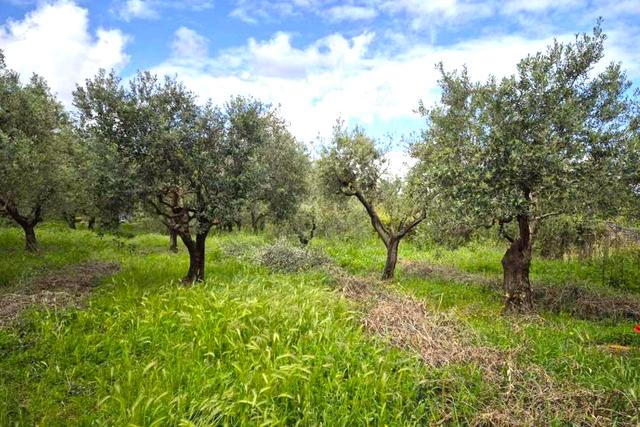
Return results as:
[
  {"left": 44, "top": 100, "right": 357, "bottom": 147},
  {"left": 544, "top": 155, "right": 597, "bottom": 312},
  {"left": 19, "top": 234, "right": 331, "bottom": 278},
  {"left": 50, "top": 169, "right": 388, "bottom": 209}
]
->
[
  {"left": 0, "top": 262, "right": 119, "bottom": 327},
  {"left": 329, "top": 266, "right": 632, "bottom": 426}
]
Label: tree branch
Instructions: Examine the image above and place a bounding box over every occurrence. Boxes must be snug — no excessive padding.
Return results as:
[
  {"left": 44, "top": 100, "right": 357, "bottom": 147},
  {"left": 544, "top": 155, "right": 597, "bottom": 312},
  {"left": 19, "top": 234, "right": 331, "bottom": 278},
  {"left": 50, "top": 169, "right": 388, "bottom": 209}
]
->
[
  {"left": 535, "top": 211, "right": 562, "bottom": 221},
  {"left": 397, "top": 211, "right": 427, "bottom": 239},
  {"left": 498, "top": 218, "right": 515, "bottom": 243},
  {"left": 354, "top": 191, "right": 390, "bottom": 246}
]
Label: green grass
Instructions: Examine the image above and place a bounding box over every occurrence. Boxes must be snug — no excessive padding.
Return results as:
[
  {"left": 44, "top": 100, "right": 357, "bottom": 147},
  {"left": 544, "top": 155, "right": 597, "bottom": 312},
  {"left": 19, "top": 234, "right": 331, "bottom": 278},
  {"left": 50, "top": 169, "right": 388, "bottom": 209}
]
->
[
  {"left": 317, "top": 236, "right": 640, "bottom": 293},
  {"left": 1, "top": 225, "right": 640, "bottom": 425}
]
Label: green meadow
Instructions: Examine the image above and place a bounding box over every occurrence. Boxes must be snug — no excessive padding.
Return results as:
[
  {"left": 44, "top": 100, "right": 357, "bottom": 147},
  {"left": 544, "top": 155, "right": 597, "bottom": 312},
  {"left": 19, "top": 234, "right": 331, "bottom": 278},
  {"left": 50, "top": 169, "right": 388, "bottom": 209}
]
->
[{"left": 1, "top": 224, "right": 639, "bottom": 426}]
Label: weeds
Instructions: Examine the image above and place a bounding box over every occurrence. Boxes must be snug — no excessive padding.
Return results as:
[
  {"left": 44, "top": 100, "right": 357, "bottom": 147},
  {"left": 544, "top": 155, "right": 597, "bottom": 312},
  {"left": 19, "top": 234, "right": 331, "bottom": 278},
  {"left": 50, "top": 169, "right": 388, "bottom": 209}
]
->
[{"left": 1, "top": 228, "right": 639, "bottom": 425}]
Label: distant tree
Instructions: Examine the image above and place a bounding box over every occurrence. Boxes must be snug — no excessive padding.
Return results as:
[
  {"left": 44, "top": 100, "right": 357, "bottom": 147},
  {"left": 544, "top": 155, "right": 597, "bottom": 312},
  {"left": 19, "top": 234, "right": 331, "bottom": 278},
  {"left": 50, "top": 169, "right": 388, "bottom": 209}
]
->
[
  {"left": 319, "top": 126, "right": 427, "bottom": 279},
  {"left": 246, "top": 125, "right": 310, "bottom": 232},
  {"left": 73, "top": 70, "right": 137, "bottom": 231},
  {"left": 288, "top": 203, "right": 317, "bottom": 246},
  {"left": 414, "top": 25, "right": 637, "bottom": 311},
  {"left": 623, "top": 113, "right": 640, "bottom": 220},
  {"left": 0, "top": 53, "right": 74, "bottom": 251}
]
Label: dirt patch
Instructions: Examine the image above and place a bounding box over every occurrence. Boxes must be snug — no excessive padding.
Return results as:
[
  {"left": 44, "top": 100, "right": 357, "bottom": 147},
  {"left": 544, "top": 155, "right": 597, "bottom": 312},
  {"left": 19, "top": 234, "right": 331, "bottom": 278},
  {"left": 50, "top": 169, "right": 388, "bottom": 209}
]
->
[
  {"left": 0, "top": 262, "right": 119, "bottom": 327},
  {"left": 401, "top": 259, "right": 640, "bottom": 321}
]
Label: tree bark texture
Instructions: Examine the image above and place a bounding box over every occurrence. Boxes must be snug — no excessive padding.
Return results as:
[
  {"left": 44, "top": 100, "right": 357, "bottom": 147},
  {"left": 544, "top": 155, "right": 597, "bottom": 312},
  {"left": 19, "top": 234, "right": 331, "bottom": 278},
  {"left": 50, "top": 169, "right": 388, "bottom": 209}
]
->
[
  {"left": 501, "top": 215, "right": 534, "bottom": 312},
  {"left": 382, "top": 237, "right": 400, "bottom": 280},
  {"left": 179, "top": 231, "right": 208, "bottom": 282},
  {"left": 169, "top": 228, "right": 178, "bottom": 252},
  {"left": 23, "top": 224, "right": 38, "bottom": 252}
]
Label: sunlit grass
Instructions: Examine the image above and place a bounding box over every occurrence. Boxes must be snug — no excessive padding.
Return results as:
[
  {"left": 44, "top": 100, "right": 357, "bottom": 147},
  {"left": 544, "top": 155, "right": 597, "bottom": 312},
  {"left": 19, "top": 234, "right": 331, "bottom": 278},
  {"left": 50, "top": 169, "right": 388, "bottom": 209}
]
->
[{"left": 1, "top": 226, "right": 639, "bottom": 424}]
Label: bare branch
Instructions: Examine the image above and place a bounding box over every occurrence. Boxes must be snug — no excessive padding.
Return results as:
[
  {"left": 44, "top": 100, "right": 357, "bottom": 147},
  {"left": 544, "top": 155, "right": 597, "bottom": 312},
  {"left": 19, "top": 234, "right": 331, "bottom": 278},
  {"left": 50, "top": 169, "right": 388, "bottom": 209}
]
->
[
  {"left": 354, "top": 190, "right": 390, "bottom": 246},
  {"left": 397, "top": 211, "right": 427, "bottom": 239}
]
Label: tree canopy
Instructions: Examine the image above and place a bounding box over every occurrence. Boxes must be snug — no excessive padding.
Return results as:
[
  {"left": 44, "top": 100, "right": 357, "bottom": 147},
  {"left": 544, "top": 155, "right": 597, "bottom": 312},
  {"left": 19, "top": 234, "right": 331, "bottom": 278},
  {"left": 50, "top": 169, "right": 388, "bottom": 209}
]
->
[
  {"left": 319, "top": 125, "right": 427, "bottom": 279},
  {"left": 75, "top": 70, "right": 285, "bottom": 281},
  {"left": 0, "top": 53, "right": 76, "bottom": 251},
  {"left": 413, "top": 24, "right": 638, "bottom": 311}
]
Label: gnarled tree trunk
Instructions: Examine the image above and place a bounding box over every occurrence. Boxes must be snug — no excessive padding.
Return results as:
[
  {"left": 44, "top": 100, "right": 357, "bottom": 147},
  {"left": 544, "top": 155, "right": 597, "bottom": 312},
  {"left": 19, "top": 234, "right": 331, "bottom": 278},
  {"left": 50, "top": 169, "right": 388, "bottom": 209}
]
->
[
  {"left": 179, "top": 230, "right": 208, "bottom": 283},
  {"left": 3, "top": 200, "right": 41, "bottom": 252},
  {"left": 382, "top": 237, "right": 400, "bottom": 280},
  {"left": 22, "top": 223, "right": 38, "bottom": 252},
  {"left": 169, "top": 228, "right": 178, "bottom": 252},
  {"left": 351, "top": 191, "right": 426, "bottom": 281},
  {"left": 501, "top": 215, "right": 534, "bottom": 312}
]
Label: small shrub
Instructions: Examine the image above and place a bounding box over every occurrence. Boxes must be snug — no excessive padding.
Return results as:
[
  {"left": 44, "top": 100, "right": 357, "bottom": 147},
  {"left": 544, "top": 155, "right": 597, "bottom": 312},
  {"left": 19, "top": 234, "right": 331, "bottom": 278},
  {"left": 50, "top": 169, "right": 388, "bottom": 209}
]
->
[
  {"left": 258, "top": 239, "right": 331, "bottom": 272},
  {"left": 220, "top": 241, "right": 257, "bottom": 259}
]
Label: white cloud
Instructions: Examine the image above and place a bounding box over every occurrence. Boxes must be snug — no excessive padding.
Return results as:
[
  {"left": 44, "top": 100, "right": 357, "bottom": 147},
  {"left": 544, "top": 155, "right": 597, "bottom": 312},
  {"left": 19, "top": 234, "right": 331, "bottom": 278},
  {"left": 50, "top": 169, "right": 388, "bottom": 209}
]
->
[
  {"left": 327, "top": 5, "right": 378, "bottom": 22},
  {"left": 171, "top": 26, "right": 209, "bottom": 59},
  {"left": 149, "top": 25, "right": 640, "bottom": 146},
  {"left": 230, "top": 0, "right": 379, "bottom": 24},
  {"left": 115, "top": 0, "right": 214, "bottom": 21},
  {"left": 151, "top": 29, "right": 581, "bottom": 144},
  {"left": 0, "top": 0, "right": 129, "bottom": 105},
  {"left": 384, "top": 150, "right": 417, "bottom": 178},
  {"left": 230, "top": 0, "right": 303, "bottom": 24},
  {"left": 502, "top": 0, "right": 580, "bottom": 15},
  {"left": 228, "top": 0, "right": 493, "bottom": 27},
  {"left": 118, "top": 0, "right": 159, "bottom": 21}
]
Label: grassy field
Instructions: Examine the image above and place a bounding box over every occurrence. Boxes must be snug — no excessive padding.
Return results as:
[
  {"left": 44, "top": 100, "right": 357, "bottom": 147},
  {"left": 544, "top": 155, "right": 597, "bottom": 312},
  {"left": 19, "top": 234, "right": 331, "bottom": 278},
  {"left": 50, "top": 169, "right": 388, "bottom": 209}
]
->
[{"left": 1, "top": 223, "right": 640, "bottom": 425}]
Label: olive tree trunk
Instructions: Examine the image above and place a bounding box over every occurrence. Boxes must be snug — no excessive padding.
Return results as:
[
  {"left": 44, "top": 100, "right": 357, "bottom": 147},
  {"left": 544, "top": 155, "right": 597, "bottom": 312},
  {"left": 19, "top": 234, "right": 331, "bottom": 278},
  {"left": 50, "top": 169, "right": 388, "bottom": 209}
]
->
[
  {"left": 501, "top": 215, "right": 534, "bottom": 312},
  {"left": 22, "top": 223, "right": 38, "bottom": 252},
  {"left": 3, "top": 202, "right": 41, "bottom": 252},
  {"left": 179, "top": 231, "right": 208, "bottom": 282},
  {"left": 382, "top": 237, "right": 400, "bottom": 280},
  {"left": 169, "top": 228, "right": 178, "bottom": 253}
]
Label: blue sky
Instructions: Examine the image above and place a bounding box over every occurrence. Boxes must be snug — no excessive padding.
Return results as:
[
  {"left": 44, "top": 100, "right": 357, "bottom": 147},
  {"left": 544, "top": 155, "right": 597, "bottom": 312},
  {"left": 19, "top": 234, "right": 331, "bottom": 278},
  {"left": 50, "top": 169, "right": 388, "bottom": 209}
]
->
[{"left": 1, "top": 0, "right": 639, "bottom": 170}]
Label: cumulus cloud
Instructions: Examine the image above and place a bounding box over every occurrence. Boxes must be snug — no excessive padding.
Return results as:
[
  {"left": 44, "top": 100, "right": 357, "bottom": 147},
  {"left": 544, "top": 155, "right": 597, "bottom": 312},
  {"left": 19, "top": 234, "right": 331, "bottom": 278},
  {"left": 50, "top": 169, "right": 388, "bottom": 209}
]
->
[
  {"left": 154, "top": 23, "right": 640, "bottom": 148},
  {"left": 115, "top": 0, "right": 214, "bottom": 21},
  {"left": 118, "top": 0, "right": 159, "bottom": 21},
  {"left": 151, "top": 29, "right": 582, "bottom": 144},
  {"left": 151, "top": 25, "right": 640, "bottom": 148},
  {"left": 327, "top": 5, "right": 378, "bottom": 22},
  {"left": 0, "top": 1, "right": 129, "bottom": 105},
  {"left": 171, "top": 26, "right": 209, "bottom": 59}
]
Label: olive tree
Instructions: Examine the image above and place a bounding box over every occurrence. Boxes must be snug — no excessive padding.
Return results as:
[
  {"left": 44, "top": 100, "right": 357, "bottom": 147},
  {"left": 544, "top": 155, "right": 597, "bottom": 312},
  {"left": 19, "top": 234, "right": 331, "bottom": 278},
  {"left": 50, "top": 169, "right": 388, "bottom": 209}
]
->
[
  {"left": 246, "top": 125, "right": 310, "bottom": 232},
  {"left": 319, "top": 126, "right": 427, "bottom": 279},
  {"left": 73, "top": 70, "right": 137, "bottom": 231},
  {"left": 77, "top": 70, "right": 276, "bottom": 281},
  {"left": 0, "top": 53, "right": 74, "bottom": 251},
  {"left": 414, "top": 25, "right": 637, "bottom": 311}
]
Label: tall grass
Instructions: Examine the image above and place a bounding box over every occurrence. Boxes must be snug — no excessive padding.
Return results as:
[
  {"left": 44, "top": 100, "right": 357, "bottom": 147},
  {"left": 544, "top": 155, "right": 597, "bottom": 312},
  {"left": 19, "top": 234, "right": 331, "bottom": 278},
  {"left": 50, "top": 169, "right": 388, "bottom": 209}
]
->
[
  {"left": 0, "top": 227, "right": 487, "bottom": 425},
  {"left": 1, "top": 226, "right": 639, "bottom": 425}
]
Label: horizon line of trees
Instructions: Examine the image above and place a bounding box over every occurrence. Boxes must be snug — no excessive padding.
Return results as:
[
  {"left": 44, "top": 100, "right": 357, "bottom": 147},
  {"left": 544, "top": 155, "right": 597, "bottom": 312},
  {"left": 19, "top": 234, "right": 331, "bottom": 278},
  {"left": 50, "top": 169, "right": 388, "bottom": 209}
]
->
[{"left": 1, "top": 22, "right": 639, "bottom": 312}]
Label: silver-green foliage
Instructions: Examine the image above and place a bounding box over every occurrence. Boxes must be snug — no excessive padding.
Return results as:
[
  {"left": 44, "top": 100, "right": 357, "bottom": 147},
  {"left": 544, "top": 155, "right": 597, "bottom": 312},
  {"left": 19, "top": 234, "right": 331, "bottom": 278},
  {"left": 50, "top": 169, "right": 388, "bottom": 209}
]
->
[
  {"left": 415, "top": 24, "right": 636, "bottom": 233},
  {"left": 0, "top": 52, "right": 76, "bottom": 249}
]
